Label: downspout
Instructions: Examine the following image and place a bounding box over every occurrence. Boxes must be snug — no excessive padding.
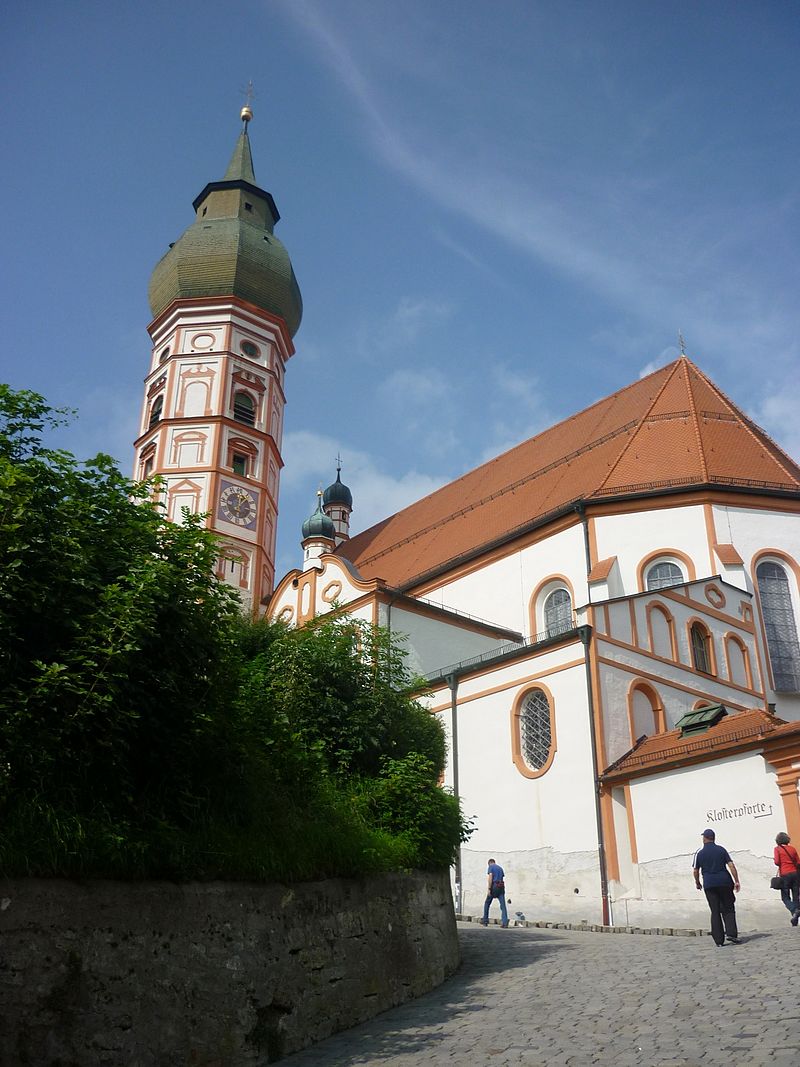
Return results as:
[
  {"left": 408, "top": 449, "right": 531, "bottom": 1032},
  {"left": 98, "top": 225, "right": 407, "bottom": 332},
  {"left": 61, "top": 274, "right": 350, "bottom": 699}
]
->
[
  {"left": 576, "top": 502, "right": 612, "bottom": 926},
  {"left": 446, "top": 672, "right": 462, "bottom": 913}
]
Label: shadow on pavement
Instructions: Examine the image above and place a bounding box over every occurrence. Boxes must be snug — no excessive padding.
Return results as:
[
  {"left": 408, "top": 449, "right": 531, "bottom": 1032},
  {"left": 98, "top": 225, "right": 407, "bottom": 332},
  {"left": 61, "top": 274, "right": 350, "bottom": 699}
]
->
[{"left": 279, "top": 924, "right": 572, "bottom": 1064}]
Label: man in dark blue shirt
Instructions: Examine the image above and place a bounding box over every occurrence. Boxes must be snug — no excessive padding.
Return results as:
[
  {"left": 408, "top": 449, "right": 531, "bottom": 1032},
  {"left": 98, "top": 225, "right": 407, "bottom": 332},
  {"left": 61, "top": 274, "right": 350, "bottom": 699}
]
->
[
  {"left": 481, "top": 858, "right": 509, "bottom": 927},
  {"left": 692, "top": 828, "right": 741, "bottom": 946}
]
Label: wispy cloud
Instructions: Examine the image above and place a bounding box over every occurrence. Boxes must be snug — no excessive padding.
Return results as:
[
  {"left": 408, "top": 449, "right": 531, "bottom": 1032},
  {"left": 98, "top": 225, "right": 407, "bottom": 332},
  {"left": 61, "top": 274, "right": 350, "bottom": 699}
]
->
[
  {"left": 281, "top": 428, "right": 448, "bottom": 532},
  {"left": 274, "top": 0, "right": 799, "bottom": 463}
]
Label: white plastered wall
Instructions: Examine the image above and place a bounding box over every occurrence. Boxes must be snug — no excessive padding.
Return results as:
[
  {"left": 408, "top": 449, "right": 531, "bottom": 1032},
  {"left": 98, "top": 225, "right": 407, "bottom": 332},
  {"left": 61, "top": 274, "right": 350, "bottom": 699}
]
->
[
  {"left": 612, "top": 751, "right": 788, "bottom": 928},
  {"left": 420, "top": 524, "right": 588, "bottom": 637},
  {"left": 433, "top": 643, "right": 603, "bottom": 922}
]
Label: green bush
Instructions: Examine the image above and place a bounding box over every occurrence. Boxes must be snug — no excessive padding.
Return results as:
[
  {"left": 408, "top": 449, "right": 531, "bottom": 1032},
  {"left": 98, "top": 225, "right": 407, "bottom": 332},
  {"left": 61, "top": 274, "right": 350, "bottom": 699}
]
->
[{"left": 0, "top": 386, "right": 471, "bottom": 881}]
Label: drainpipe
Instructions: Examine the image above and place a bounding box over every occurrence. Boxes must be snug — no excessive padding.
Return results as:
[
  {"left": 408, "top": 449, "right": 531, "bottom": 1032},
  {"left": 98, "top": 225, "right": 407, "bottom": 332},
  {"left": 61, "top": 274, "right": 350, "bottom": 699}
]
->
[
  {"left": 576, "top": 501, "right": 612, "bottom": 926},
  {"left": 447, "top": 672, "right": 462, "bottom": 913}
]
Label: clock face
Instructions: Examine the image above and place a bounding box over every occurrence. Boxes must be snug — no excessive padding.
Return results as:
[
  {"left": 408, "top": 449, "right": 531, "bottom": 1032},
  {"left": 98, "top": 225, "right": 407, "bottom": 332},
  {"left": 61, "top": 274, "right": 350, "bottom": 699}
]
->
[{"left": 218, "top": 482, "right": 258, "bottom": 528}]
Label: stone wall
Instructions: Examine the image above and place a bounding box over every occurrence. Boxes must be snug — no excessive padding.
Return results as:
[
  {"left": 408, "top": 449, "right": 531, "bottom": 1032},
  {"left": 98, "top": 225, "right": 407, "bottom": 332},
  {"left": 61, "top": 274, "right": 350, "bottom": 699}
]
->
[{"left": 0, "top": 871, "right": 459, "bottom": 1065}]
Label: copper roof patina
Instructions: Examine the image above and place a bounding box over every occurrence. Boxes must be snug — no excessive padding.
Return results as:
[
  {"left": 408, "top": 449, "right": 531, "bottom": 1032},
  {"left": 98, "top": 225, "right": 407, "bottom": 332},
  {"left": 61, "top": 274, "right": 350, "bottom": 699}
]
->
[{"left": 148, "top": 127, "right": 302, "bottom": 336}]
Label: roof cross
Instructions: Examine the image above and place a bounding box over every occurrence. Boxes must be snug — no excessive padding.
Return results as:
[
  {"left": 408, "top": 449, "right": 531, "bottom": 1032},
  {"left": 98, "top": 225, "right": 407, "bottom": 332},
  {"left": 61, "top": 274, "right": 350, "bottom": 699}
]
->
[
  {"left": 240, "top": 80, "right": 255, "bottom": 126},
  {"left": 335, "top": 452, "right": 343, "bottom": 475},
  {"left": 678, "top": 330, "right": 687, "bottom": 356}
]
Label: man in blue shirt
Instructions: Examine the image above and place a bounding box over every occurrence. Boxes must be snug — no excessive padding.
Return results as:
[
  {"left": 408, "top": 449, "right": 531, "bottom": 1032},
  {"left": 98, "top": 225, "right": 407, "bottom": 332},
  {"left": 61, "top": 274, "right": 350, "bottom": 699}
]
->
[
  {"left": 481, "top": 858, "right": 509, "bottom": 927},
  {"left": 692, "top": 828, "right": 741, "bottom": 946}
]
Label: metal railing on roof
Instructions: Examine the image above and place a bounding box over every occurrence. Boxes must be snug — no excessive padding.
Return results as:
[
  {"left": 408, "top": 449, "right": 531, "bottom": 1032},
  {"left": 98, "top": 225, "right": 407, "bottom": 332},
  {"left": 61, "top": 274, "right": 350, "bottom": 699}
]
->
[
  {"left": 424, "top": 622, "right": 580, "bottom": 683},
  {"left": 411, "top": 594, "right": 518, "bottom": 634}
]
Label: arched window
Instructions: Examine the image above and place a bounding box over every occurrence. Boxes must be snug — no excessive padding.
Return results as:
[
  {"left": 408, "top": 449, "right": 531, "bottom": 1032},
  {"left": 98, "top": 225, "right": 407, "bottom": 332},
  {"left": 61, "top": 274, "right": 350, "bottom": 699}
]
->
[
  {"left": 757, "top": 561, "right": 800, "bottom": 692},
  {"left": 519, "top": 689, "right": 553, "bottom": 774},
  {"left": 544, "top": 588, "right": 572, "bottom": 636},
  {"left": 690, "top": 622, "right": 713, "bottom": 674},
  {"left": 629, "top": 683, "right": 664, "bottom": 743},
  {"left": 725, "top": 635, "right": 751, "bottom": 688},
  {"left": 148, "top": 395, "right": 163, "bottom": 428},
  {"left": 233, "top": 391, "right": 256, "bottom": 426},
  {"left": 647, "top": 561, "right": 683, "bottom": 591}
]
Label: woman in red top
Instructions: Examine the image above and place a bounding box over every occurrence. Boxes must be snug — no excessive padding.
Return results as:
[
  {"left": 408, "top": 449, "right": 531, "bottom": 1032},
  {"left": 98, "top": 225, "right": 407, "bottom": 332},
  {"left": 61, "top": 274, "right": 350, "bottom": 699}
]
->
[{"left": 774, "top": 831, "right": 800, "bottom": 924}]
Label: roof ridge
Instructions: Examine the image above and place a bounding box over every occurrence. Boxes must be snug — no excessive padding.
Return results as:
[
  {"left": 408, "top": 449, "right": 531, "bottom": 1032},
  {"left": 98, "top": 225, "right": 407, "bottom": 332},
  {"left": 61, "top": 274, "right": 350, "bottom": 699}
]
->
[
  {"left": 346, "top": 361, "right": 683, "bottom": 558},
  {"left": 682, "top": 357, "right": 710, "bottom": 482},
  {"left": 686, "top": 359, "right": 800, "bottom": 487},
  {"left": 593, "top": 359, "right": 685, "bottom": 495}
]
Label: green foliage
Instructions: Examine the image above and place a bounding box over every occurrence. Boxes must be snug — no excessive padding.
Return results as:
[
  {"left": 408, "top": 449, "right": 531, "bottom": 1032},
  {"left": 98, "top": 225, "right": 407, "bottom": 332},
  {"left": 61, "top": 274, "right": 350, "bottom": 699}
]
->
[{"left": 0, "top": 386, "right": 470, "bottom": 882}]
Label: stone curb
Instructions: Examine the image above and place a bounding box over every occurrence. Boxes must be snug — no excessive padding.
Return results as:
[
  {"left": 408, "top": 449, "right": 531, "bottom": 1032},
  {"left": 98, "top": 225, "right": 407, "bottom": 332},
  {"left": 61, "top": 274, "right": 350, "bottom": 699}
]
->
[{"left": 456, "top": 914, "right": 709, "bottom": 937}]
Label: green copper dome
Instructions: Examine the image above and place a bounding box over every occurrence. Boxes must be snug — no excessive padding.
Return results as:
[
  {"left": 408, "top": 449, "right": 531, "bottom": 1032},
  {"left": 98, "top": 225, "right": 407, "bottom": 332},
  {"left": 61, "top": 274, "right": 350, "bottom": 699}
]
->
[
  {"left": 148, "top": 126, "right": 302, "bottom": 336},
  {"left": 302, "top": 497, "right": 336, "bottom": 541}
]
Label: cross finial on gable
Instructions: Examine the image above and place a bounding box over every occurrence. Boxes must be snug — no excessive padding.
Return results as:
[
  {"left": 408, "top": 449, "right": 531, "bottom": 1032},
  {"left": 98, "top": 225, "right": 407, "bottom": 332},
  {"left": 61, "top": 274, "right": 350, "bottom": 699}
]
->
[{"left": 678, "top": 330, "right": 687, "bottom": 356}]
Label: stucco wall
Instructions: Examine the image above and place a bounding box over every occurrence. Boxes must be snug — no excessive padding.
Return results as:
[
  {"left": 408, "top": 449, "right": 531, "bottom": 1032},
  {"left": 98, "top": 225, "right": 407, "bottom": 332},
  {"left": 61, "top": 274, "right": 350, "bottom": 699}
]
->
[{"left": 0, "top": 871, "right": 458, "bottom": 1066}]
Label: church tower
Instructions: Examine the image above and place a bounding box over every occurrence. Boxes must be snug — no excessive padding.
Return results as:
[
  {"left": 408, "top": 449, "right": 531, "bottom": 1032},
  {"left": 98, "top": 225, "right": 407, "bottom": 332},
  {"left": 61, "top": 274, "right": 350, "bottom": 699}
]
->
[{"left": 134, "top": 104, "right": 302, "bottom": 613}]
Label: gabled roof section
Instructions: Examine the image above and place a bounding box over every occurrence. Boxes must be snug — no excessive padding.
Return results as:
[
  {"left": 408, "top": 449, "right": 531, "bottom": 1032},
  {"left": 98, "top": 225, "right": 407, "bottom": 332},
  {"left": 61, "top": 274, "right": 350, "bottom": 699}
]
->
[
  {"left": 601, "top": 708, "right": 785, "bottom": 782},
  {"left": 337, "top": 358, "right": 800, "bottom": 588}
]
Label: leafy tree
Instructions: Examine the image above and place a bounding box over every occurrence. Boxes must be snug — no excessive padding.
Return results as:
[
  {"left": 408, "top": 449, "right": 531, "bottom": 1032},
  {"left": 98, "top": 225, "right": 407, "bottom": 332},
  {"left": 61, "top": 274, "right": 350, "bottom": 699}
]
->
[
  {"left": 0, "top": 385, "right": 241, "bottom": 828},
  {"left": 0, "top": 385, "right": 470, "bottom": 880}
]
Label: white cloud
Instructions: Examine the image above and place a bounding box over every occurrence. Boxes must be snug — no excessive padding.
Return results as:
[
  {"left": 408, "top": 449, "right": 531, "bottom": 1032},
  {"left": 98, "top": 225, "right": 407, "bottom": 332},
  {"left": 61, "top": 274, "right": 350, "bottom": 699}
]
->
[
  {"left": 281, "top": 429, "right": 449, "bottom": 531},
  {"left": 752, "top": 388, "right": 800, "bottom": 463}
]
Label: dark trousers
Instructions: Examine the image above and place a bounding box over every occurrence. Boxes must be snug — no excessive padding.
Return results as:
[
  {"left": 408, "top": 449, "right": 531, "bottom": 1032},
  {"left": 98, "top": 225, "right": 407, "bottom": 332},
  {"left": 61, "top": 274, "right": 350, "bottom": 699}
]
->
[
  {"left": 780, "top": 871, "right": 800, "bottom": 915},
  {"left": 704, "top": 885, "right": 738, "bottom": 945}
]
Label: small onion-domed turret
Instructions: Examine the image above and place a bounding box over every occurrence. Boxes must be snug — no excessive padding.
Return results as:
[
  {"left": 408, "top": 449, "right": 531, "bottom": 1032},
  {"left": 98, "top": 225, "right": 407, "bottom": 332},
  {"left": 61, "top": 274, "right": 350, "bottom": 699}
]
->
[
  {"left": 322, "top": 460, "right": 353, "bottom": 546},
  {"left": 323, "top": 469, "right": 353, "bottom": 509},
  {"left": 302, "top": 495, "right": 336, "bottom": 541}
]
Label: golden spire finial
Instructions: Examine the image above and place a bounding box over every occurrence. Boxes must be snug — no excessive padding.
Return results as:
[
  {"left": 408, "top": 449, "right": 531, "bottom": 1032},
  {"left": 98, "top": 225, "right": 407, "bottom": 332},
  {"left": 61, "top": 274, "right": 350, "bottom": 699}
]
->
[{"left": 240, "top": 80, "right": 255, "bottom": 127}]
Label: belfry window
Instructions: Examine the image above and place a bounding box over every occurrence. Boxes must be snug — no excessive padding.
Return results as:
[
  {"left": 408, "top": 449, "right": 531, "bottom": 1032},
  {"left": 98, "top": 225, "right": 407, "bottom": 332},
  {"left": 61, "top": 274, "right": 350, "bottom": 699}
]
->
[
  {"left": 647, "top": 561, "right": 683, "bottom": 590},
  {"left": 148, "top": 395, "right": 163, "bottom": 429},
  {"left": 544, "top": 589, "right": 572, "bottom": 636},
  {"left": 232, "top": 453, "right": 248, "bottom": 477},
  {"left": 757, "top": 561, "right": 800, "bottom": 692},
  {"left": 233, "top": 391, "right": 256, "bottom": 426},
  {"left": 520, "top": 689, "right": 552, "bottom": 772}
]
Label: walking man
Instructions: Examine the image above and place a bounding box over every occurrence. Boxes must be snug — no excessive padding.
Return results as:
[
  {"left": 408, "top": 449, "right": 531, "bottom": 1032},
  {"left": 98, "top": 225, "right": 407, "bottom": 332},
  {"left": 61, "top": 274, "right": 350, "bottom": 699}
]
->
[
  {"left": 693, "top": 828, "right": 741, "bottom": 946},
  {"left": 481, "top": 858, "right": 509, "bottom": 927}
]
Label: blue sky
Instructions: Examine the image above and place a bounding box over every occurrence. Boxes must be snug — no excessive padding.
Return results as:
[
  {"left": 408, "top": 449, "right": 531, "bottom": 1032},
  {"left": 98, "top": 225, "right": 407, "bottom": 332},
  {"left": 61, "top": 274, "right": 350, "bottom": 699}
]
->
[{"left": 3, "top": 1, "right": 798, "bottom": 580}]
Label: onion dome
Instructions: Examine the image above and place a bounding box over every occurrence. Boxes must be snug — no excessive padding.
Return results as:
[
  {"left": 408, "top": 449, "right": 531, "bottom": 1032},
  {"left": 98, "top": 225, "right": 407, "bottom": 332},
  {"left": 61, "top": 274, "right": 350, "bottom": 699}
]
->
[
  {"left": 148, "top": 110, "right": 303, "bottom": 336},
  {"left": 302, "top": 495, "right": 335, "bottom": 541},
  {"left": 323, "top": 467, "right": 353, "bottom": 509}
]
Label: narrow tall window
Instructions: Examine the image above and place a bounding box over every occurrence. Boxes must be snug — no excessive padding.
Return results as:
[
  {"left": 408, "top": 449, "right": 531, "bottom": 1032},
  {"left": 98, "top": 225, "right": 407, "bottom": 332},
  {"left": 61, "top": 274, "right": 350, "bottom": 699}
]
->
[
  {"left": 757, "top": 561, "right": 800, "bottom": 692},
  {"left": 232, "top": 453, "right": 248, "bottom": 477},
  {"left": 148, "top": 395, "right": 163, "bottom": 428},
  {"left": 647, "top": 561, "right": 683, "bottom": 590},
  {"left": 544, "top": 588, "right": 572, "bottom": 636},
  {"left": 691, "top": 622, "right": 713, "bottom": 674},
  {"left": 520, "top": 689, "right": 553, "bottom": 773},
  {"left": 233, "top": 391, "right": 255, "bottom": 426}
]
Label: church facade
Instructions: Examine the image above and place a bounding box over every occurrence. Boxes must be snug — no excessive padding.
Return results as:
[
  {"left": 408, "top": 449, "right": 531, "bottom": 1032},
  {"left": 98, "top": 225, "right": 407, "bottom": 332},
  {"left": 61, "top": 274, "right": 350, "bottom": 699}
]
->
[
  {"left": 270, "top": 358, "right": 800, "bottom": 928},
  {"left": 139, "top": 115, "right": 800, "bottom": 928}
]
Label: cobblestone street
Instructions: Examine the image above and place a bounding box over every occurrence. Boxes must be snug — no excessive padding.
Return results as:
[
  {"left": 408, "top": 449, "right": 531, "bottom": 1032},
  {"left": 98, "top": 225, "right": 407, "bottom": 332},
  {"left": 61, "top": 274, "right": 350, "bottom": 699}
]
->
[{"left": 282, "top": 919, "right": 798, "bottom": 1066}]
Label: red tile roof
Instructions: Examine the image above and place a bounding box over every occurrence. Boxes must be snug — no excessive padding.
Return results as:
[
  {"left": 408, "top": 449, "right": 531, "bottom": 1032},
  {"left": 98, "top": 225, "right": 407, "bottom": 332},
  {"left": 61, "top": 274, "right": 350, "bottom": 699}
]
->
[
  {"left": 337, "top": 358, "right": 800, "bottom": 588},
  {"left": 601, "top": 708, "right": 792, "bottom": 780}
]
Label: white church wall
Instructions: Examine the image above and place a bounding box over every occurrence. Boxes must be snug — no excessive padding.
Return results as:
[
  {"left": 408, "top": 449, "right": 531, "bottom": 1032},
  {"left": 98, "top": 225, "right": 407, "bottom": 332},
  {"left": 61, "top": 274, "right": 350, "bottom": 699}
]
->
[
  {"left": 436, "top": 649, "right": 604, "bottom": 922},
  {"left": 612, "top": 752, "right": 786, "bottom": 928},
  {"left": 594, "top": 504, "right": 709, "bottom": 593},
  {"left": 422, "top": 523, "right": 588, "bottom": 637}
]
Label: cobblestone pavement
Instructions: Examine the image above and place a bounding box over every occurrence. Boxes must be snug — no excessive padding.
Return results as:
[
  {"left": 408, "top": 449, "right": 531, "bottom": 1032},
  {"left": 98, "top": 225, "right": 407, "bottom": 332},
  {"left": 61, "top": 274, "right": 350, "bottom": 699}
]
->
[{"left": 281, "top": 920, "right": 799, "bottom": 1066}]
